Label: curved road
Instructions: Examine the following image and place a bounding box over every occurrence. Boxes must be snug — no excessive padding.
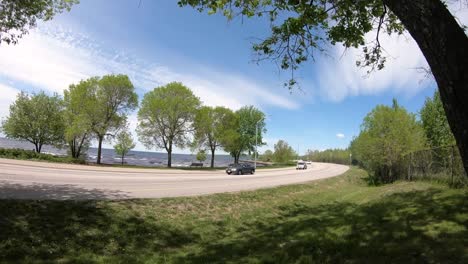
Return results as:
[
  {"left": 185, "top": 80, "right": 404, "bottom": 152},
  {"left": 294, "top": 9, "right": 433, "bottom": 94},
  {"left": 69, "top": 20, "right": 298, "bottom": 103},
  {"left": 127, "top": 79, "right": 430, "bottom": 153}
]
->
[{"left": 0, "top": 158, "right": 349, "bottom": 200}]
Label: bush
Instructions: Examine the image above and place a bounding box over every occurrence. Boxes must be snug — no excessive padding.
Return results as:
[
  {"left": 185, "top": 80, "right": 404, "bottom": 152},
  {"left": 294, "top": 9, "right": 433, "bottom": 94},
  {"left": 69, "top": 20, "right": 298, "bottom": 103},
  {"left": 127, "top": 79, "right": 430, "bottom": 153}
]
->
[{"left": 0, "top": 148, "right": 85, "bottom": 164}]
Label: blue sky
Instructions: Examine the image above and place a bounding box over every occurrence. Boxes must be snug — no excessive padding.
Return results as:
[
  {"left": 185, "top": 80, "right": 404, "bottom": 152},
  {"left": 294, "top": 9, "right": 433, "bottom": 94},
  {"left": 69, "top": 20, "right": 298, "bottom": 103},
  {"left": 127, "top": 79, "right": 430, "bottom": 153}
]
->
[{"left": 1, "top": 0, "right": 466, "bottom": 154}]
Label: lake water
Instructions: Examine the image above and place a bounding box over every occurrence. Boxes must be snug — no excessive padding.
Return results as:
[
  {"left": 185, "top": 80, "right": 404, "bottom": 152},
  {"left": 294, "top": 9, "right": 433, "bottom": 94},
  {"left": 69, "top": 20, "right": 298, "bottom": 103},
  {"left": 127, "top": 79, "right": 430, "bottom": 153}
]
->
[{"left": 0, "top": 137, "right": 238, "bottom": 167}]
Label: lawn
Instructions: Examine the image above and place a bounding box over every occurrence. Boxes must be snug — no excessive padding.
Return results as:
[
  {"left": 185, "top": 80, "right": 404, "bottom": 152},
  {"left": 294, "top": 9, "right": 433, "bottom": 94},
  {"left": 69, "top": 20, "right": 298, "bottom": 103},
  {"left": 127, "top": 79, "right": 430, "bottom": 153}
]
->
[{"left": 0, "top": 168, "right": 466, "bottom": 263}]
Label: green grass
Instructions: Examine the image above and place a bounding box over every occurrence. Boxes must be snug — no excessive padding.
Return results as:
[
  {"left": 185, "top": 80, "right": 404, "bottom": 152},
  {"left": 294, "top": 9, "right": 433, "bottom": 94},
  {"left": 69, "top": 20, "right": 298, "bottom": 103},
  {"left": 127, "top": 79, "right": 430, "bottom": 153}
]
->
[{"left": 0, "top": 168, "right": 467, "bottom": 263}]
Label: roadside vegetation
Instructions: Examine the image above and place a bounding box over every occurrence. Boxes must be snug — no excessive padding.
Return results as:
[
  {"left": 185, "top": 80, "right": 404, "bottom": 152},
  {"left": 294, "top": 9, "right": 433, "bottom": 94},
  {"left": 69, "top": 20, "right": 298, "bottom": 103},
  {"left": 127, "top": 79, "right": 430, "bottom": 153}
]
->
[
  {"left": 0, "top": 168, "right": 466, "bottom": 263},
  {"left": 0, "top": 148, "right": 84, "bottom": 164},
  {"left": 291, "top": 94, "right": 467, "bottom": 187}
]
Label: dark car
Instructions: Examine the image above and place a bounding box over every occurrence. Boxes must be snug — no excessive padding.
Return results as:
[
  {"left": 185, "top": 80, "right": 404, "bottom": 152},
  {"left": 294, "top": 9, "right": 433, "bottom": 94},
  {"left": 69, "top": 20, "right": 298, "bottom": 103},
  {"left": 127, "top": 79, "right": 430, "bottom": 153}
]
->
[{"left": 226, "top": 163, "right": 255, "bottom": 175}]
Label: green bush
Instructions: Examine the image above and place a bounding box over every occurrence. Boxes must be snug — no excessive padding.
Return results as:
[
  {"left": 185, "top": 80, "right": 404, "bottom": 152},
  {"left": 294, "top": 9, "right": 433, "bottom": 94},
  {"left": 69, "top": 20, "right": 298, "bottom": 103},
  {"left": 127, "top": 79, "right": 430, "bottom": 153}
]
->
[{"left": 0, "top": 148, "right": 85, "bottom": 164}]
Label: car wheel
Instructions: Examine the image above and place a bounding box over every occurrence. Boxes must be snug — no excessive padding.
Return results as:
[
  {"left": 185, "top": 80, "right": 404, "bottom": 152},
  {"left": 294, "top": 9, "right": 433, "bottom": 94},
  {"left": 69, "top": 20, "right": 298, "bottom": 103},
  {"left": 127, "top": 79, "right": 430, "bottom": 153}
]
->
[
  {"left": 239, "top": 170, "right": 243, "bottom": 175},
  {"left": 251, "top": 169, "right": 254, "bottom": 174},
  {"left": 227, "top": 172, "right": 231, "bottom": 175}
]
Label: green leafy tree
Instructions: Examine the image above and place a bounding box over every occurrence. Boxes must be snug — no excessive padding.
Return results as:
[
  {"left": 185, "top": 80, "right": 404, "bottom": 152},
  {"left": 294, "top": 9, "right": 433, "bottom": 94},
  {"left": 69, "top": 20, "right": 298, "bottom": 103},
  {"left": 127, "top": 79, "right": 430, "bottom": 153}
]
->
[
  {"left": 0, "top": 0, "right": 78, "bottom": 44},
  {"left": 196, "top": 149, "right": 207, "bottom": 163},
  {"left": 179, "top": 0, "right": 468, "bottom": 175},
  {"left": 351, "top": 100, "right": 426, "bottom": 183},
  {"left": 260, "top": 149, "right": 273, "bottom": 162},
  {"left": 193, "top": 106, "right": 237, "bottom": 168},
  {"left": 113, "top": 130, "right": 136, "bottom": 165},
  {"left": 85, "top": 74, "right": 138, "bottom": 164},
  {"left": 420, "top": 91, "right": 456, "bottom": 148},
  {"left": 223, "top": 106, "right": 266, "bottom": 164},
  {"left": 273, "top": 140, "right": 296, "bottom": 164},
  {"left": 1, "top": 91, "right": 64, "bottom": 153},
  {"left": 137, "top": 82, "right": 201, "bottom": 167},
  {"left": 63, "top": 78, "right": 96, "bottom": 159}
]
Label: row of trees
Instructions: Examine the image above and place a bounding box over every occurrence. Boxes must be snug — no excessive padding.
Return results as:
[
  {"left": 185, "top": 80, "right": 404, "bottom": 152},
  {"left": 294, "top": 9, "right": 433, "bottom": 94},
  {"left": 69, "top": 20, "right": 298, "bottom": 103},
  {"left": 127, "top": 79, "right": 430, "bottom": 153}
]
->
[
  {"left": 137, "top": 82, "right": 266, "bottom": 167},
  {"left": 1, "top": 75, "right": 267, "bottom": 167},
  {"left": 1, "top": 74, "right": 139, "bottom": 164}
]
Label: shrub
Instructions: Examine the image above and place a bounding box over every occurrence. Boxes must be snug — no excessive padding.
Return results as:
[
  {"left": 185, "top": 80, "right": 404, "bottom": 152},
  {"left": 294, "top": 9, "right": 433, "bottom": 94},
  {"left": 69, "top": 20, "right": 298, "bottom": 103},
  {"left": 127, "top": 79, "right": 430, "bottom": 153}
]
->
[{"left": 0, "top": 148, "right": 85, "bottom": 164}]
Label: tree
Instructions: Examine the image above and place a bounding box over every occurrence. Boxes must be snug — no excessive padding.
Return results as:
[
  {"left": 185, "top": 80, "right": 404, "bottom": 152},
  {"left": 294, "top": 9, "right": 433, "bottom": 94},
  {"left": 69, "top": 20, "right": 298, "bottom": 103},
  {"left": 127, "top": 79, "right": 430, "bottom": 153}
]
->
[
  {"left": 273, "top": 140, "right": 296, "bottom": 164},
  {"left": 420, "top": 91, "right": 456, "bottom": 148},
  {"left": 137, "top": 82, "right": 201, "bottom": 167},
  {"left": 196, "top": 149, "right": 207, "bottom": 163},
  {"left": 178, "top": 0, "right": 468, "bottom": 174},
  {"left": 350, "top": 100, "right": 426, "bottom": 183},
  {"left": 86, "top": 75, "right": 138, "bottom": 164},
  {"left": 260, "top": 149, "right": 273, "bottom": 162},
  {"left": 113, "top": 130, "right": 136, "bottom": 165},
  {"left": 223, "top": 106, "right": 266, "bottom": 164},
  {"left": 1, "top": 91, "right": 64, "bottom": 153},
  {"left": 63, "top": 78, "right": 96, "bottom": 159},
  {"left": 0, "top": 0, "right": 78, "bottom": 45},
  {"left": 193, "top": 106, "right": 237, "bottom": 168}
]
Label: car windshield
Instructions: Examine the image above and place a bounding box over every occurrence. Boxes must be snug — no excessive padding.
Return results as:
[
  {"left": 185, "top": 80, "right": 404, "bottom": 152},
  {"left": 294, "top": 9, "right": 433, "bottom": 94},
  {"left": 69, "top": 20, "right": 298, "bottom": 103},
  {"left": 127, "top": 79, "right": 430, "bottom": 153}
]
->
[{"left": 298, "top": 162, "right": 304, "bottom": 165}]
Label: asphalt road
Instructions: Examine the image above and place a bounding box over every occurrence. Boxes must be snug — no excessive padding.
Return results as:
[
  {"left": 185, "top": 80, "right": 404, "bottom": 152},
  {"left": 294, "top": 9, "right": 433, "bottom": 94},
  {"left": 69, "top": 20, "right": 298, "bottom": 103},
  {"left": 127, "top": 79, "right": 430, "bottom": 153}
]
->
[{"left": 0, "top": 158, "right": 349, "bottom": 200}]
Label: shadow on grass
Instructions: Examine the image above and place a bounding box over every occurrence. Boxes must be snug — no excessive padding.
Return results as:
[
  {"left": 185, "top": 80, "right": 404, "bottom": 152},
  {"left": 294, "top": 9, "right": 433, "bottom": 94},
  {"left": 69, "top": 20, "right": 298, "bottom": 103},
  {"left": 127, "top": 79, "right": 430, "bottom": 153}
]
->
[
  {"left": 0, "top": 181, "right": 130, "bottom": 200},
  {"left": 182, "top": 189, "right": 468, "bottom": 263},
  {"left": 0, "top": 199, "right": 199, "bottom": 263},
  {"left": 0, "top": 189, "right": 466, "bottom": 263}
]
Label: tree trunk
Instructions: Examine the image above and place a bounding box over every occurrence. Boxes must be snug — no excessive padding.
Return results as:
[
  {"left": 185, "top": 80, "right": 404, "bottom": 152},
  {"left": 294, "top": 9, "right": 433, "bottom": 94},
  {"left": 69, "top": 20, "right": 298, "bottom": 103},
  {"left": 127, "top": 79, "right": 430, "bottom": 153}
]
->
[
  {"left": 121, "top": 154, "right": 124, "bottom": 165},
  {"left": 383, "top": 0, "right": 468, "bottom": 175},
  {"left": 211, "top": 148, "right": 215, "bottom": 168},
  {"left": 234, "top": 151, "right": 240, "bottom": 164},
  {"left": 97, "top": 135, "right": 103, "bottom": 164},
  {"left": 69, "top": 139, "right": 76, "bottom": 158},
  {"left": 34, "top": 142, "right": 41, "bottom": 153},
  {"left": 167, "top": 144, "right": 172, "bottom": 168},
  {"left": 76, "top": 134, "right": 87, "bottom": 159}
]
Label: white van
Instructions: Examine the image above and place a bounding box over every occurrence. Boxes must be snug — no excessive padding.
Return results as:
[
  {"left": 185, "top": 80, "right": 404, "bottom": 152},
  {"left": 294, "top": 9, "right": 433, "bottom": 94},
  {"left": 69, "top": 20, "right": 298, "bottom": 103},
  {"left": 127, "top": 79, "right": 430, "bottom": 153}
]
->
[{"left": 296, "top": 160, "right": 307, "bottom": 170}]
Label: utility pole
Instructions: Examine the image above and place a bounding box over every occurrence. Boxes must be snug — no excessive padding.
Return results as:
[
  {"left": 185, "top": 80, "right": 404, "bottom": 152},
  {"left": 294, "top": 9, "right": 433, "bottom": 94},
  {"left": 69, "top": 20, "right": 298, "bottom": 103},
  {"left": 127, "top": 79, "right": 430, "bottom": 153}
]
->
[{"left": 255, "top": 122, "right": 258, "bottom": 169}]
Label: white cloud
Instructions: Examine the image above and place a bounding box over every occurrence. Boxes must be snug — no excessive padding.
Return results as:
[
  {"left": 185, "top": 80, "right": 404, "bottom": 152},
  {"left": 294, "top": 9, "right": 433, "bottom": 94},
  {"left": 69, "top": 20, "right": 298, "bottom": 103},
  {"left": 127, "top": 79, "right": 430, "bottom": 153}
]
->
[
  {"left": 0, "top": 84, "right": 20, "bottom": 123},
  {"left": 147, "top": 66, "right": 299, "bottom": 110},
  {"left": 336, "top": 133, "right": 345, "bottom": 139},
  {"left": 317, "top": 32, "right": 430, "bottom": 102},
  {"left": 0, "top": 26, "right": 299, "bottom": 111},
  {"left": 315, "top": 2, "right": 468, "bottom": 102}
]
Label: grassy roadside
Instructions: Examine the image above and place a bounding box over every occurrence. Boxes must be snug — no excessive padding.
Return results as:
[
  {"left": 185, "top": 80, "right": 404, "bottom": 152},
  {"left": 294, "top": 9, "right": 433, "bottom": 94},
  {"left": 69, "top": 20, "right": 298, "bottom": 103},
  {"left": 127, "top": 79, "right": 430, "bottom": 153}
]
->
[{"left": 0, "top": 168, "right": 466, "bottom": 263}]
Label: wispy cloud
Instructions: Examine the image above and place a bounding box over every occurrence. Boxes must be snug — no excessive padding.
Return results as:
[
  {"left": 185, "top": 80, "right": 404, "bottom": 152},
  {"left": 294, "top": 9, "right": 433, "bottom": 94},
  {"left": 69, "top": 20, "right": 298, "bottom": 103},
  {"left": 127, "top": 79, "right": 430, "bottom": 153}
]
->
[
  {"left": 0, "top": 84, "right": 20, "bottom": 123},
  {"left": 315, "top": 2, "right": 468, "bottom": 103},
  {"left": 0, "top": 26, "right": 300, "bottom": 111},
  {"left": 336, "top": 133, "right": 345, "bottom": 139},
  {"left": 316, "top": 32, "right": 430, "bottom": 102}
]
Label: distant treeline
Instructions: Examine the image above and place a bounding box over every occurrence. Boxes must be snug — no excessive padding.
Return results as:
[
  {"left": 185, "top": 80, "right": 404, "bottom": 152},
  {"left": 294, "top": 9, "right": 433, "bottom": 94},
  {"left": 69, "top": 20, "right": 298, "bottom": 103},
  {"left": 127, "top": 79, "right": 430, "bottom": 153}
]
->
[{"left": 302, "top": 149, "right": 351, "bottom": 165}]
